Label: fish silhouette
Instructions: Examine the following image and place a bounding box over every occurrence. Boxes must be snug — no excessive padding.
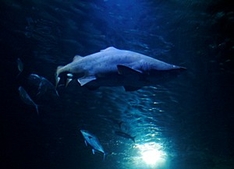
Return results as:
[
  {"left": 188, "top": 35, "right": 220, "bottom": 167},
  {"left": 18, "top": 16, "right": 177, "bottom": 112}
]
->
[
  {"left": 28, "top": 74, "right": 59, "bottom": 97},
  {"left": 18, "top": 86, "right": 39, "bottom": 114},
  {"left": 80, "top": 130, "right": 107, "bottom": 160},
  {"left": 115, "top": 130, "right": 136, "bottom": 143}
]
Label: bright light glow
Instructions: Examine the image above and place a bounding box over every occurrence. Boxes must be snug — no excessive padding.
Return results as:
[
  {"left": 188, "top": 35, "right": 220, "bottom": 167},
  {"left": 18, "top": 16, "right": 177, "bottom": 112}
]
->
[
  {"left": 142, "top": 148, "right": 162, "bottom": 165},
  {"left": 135, "top": 142, "right": 167, "bottom": 168}
]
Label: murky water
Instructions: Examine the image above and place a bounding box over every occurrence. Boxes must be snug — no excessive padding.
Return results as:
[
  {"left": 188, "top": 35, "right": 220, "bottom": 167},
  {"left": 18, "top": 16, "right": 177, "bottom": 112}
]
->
[{"left": 1, "top": 0, "right": 234, "bottom": 169}]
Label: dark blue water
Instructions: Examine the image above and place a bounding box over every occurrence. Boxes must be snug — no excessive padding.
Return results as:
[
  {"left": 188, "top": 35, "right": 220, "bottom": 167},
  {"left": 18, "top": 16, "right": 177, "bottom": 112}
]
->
[{"left": 1, "top": 0, "right": 234, "bottom": 169}]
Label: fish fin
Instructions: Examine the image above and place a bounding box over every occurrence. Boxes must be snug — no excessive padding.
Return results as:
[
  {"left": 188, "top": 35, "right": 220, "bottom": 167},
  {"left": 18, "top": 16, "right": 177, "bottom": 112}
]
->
[
  {"left": 92, "top": 149, "right": 95, "bottom": 154},
  {"left": 77, "top": 76, "right": 96, "bottom": 86},
  {"left": 117, "top": 65, "right": 143, "bottom": 91},
  {"left": 123, "top": 86, "right": 142, "bottom": 91},
  {"left": 101, "top": 46, "right": 118, "bottom": 52},
  {"left": 103, "top": 152, "right": 108, "bottom": 161},
  {"left": 73, "top": 55, "right": 83, "bottom": 61},
  {"left": 117, "top": 65, "right": 142, "bottom": 75},
  {"left": 131, "top": 136, "right": 136, "bottom": 143}
]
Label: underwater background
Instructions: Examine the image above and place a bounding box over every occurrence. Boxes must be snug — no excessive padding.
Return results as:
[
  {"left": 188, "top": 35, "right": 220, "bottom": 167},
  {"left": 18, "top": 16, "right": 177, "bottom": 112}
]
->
[{"left": 1, "top": 0, "right": 234, "bottom": 169}]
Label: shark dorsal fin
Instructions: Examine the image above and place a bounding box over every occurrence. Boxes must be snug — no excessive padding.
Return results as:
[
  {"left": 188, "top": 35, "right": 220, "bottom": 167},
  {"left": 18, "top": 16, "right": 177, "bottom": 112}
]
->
[
  {"left": 101, "top": 46, "right": 118, "bottom": 52},
  {"left": 73, "top": 55, "right": 83, "bottom": 61}
]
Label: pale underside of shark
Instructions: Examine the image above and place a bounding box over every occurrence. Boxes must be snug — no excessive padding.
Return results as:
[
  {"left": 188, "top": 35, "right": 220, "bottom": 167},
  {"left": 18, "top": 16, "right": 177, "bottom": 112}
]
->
[{"left": 56, "top": 47, "right": 186, "bottom": 91}]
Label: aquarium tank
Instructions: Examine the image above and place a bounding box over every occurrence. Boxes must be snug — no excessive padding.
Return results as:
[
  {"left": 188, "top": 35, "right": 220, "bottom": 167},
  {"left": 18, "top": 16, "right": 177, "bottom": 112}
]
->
[{"left": 1, "top": 0, "right": 234, "bottom": 169}]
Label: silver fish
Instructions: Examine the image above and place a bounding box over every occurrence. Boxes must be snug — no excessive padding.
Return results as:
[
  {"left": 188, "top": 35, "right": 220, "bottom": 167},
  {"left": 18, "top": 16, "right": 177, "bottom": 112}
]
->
[
  {"left": 18, "top": 86, "right": 39, "bottom": 114},
  {"left": 80, "top": 130, "right": 107, "bottom": 160}
]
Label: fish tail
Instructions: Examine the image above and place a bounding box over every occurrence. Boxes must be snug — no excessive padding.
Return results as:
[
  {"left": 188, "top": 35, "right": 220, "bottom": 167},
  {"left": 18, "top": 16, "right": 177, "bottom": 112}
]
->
[{"left": 103, "top": 152, "right": 108, "bottom": 161}]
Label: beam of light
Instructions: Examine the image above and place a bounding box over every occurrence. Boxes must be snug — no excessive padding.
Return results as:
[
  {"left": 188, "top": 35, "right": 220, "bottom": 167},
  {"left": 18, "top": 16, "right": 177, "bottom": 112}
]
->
[{"left": 134, "top": 142, "right": 167, "bottom": 168}]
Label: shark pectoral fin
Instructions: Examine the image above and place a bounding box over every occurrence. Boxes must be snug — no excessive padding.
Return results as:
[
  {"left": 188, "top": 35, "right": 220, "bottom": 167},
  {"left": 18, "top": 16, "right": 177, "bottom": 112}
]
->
[
  {"left": 117, "top": 65, "right": 142, "bottom": 76},
  {"left": 117, "top": 65, "right": 143, "bottom": 91},
  {"left": 124, "top": 86, "right": 142, "bottom": 91},
  {"left": 78, "top": 75, "right": 96, "bottom": 86}
]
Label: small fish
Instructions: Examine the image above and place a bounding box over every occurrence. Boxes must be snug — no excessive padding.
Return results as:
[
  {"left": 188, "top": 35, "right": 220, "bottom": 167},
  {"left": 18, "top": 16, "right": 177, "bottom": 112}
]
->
[
  {"left": 80, "top": 130, "right": 107, "bottom": 160},
  {"left": 16, "top": 58, "right": 24, "bottom": 77},
  {"left": 115, "top": 130, "right": 136, "bottom": 143},
  {"left": 28, "top": 74, "right": 59, "bottom": 97},
  {"left": 40, "top": 76, "right": 59, "bottom": 96},
  {"left": 18, "top": 86, "right": 39, "bottom": 114}
]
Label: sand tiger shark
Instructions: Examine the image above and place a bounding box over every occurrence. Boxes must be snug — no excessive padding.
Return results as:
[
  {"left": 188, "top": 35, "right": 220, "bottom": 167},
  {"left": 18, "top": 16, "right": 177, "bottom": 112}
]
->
[{"left": 55, "top": 47, "right": 186, "bottom": 91}]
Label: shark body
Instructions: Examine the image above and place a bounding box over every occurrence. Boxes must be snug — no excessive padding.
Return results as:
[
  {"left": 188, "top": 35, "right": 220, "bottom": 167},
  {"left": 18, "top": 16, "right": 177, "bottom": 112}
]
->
[{"left": 56, "top": 47, "right": 186, "bottom": 91}]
